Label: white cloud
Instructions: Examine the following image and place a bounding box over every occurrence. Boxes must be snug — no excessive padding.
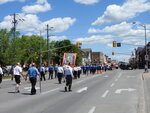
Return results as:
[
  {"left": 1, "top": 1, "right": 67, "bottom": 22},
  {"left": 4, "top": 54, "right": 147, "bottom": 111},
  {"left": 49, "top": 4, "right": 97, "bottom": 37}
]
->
[
  {"left": 0, "top": 14, "right": 76, "bottom": 35},
  {"left": 22, "top": 0, "right": 51, "bottom": 13},
  {"left": 49, "top": 36, "right": 68, "bottom": 41},
  {"left": 92, "top": 0, "right": 150, "bottom": 25},
  {"left": 89, "top": 22, "right": 132, "bottom": 34},
  {"left": 88, "top": 21, "right": 150, "bottom": 45},
  {"left": 74, "top": 35, "right": 113, "bottom": 44},
  {"left": 42, "top": 17, "right": 76, "bottom": 33},
  {"left": 74, "top": 0, "right": 99, "bottom": 5},
  {"left": 0, "top": 0, "right": 25, "bottom": 4},
  {"left": 107, "top": 43, "right": 113, "bottom": 48}
]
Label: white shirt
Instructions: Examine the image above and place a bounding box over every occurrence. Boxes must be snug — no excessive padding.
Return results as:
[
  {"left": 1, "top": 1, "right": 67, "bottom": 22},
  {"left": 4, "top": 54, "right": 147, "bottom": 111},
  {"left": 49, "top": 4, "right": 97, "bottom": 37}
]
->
[
  {"left": 73, "top": 67, "right": 78, "bottom": 71},
  {"left": 13, "top": 65, "right": 22, "bottom": 76},
  {"left": 77, "top": 66, "right": 81, "bottom": 71},
  {"left": 0, "top": 67, "right": 3, "bottom": 75},
  {"left": 64, "top": 67, "right": 73, "bottom": 77},
  {"left": 57, "top": 66, "right": 64, "bottom": 74}
]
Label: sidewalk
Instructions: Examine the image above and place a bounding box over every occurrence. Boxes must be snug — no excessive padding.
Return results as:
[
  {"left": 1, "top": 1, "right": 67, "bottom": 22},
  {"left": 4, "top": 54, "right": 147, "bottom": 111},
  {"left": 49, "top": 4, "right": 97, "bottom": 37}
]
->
[{"left": 143, "top": 71, "right": 150, "bottom": 113}]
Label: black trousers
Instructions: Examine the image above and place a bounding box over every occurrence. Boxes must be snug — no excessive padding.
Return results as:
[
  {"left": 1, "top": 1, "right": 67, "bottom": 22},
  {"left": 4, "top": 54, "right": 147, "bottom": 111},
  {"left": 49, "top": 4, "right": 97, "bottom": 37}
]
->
[
  {"left": 40, "top": 72, "right": 46, "bottom": 81},
  {"left": 57, "top": 73, "right": 63, "bottom": 84},
  {"left": 49, "top": 70, "right": 53, "bottom": 79},
  {"left": 77, "top": 70, "right": 81, "bottom": 78},
  {"left": 0, "top": 74, "right": 2, "bottom": 84},
  {"left": 30, "top": 77, "right": 37, "bottom": 94},
  {"left": 73, "top": 71, "right": 78, "bottom": 79},
  {"left": 55, "top": 70, "right": 57, "bottom": 78},
  {"left": 66, "top": 76, "right": 72, "bottom": 90}
]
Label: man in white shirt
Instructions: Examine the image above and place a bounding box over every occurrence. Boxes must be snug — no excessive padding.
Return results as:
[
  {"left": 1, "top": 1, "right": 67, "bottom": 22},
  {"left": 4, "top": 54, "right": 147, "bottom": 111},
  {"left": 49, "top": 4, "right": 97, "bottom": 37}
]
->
[
  {"left": 13, "top": 63, "right": 22, "bottom": 93},
  {"left": 64, "top": 65, "right": 73, "bottom": 92},
  {"left": 0, "top": 65, "right": 3, "bottom": 84},
  {"left": 57, "top": 65, "right": 64, "bottom": 84}
]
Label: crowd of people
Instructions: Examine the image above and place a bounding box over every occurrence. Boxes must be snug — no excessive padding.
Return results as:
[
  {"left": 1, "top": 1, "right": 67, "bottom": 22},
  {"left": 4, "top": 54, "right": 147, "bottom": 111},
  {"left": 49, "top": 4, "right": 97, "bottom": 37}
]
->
[{"left": 0, "top": 63, "right": 111, "bottom": 95}]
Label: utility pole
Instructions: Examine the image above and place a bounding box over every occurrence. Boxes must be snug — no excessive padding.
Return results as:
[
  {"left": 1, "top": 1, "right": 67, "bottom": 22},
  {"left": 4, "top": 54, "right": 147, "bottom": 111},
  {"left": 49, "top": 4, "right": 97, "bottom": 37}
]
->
[
  {"left": 11, "top": 13, "right": 25, "bottom": 59},
  {"left": 46, "top": 24, "right": 50, "bottom": 67},
  {"left": 12, "top": 13, "right": 17, "bottom": 56},
  {"left": 45, "top": 25, "right": 54, "bottom": 67},
  {"left": 39, "top": 30, "right": 42, "bottom": 93}
]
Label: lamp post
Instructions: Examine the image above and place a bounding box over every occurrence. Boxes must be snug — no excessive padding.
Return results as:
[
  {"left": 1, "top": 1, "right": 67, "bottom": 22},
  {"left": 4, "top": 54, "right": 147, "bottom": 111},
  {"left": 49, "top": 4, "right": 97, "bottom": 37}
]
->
[{"left": 133, "top": 22, "right": 148, "bottom": 72}]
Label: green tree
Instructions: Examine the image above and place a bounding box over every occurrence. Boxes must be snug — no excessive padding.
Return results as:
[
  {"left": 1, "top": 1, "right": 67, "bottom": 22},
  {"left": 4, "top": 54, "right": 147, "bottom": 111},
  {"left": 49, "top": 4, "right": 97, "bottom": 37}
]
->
[{"left": 53, "top": 40, "right": 82, "bottom": 65}]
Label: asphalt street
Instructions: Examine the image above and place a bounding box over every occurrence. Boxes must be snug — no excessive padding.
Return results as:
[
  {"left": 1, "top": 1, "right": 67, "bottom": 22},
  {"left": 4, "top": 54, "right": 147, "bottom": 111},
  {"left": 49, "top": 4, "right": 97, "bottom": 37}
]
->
[
  {"left": 0, "top": 69, "right": 145, "bottom": 113},
  {"left": 143, "top": 71, "right": 150, "bottom": 113}
]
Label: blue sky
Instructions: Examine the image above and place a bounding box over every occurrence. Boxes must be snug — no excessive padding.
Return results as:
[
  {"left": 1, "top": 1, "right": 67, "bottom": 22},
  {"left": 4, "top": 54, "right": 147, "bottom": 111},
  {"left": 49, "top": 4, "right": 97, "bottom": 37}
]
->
[{"left": 0, "top": 0, "right": 150, "bottom": 62}]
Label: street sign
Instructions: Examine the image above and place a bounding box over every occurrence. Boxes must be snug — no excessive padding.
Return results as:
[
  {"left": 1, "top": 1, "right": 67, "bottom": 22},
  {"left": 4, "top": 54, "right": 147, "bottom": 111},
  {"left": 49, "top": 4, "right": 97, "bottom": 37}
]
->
[{"left": 145, "top": 55, "right": 149, "bottom": 61}]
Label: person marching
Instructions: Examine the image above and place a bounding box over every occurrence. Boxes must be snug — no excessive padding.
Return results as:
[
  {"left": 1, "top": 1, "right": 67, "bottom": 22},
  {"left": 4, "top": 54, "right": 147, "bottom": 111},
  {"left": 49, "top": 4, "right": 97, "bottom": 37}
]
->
[
  {"left": 0, "top": 65, "right": 3, "bottom": 85},
  {"left": 77, "top": 66, "right": 82, "bottom": 78},
  {"left": 64, "top": 64, "right": 73, "bottom": 92},
  {"left": 57, "top": 65, "right": 64, "bottom": 84},
  {"left": 54, "top": 64, "right": 58, "bottom": 78},
  {"left": 13, "top": 63, "right": 22, "bottom": 93},
  {"left": 40, "top": 64, "right": 46, "bottom": 81},
  {"left": 73, "top": 66, "right": 78, "bottom": 79},
  {"left": 48, "top": 65, "right": 54, "bottom": 79},
  {"left": 26, "top": 63, "right": 39, "bottom": 95}
]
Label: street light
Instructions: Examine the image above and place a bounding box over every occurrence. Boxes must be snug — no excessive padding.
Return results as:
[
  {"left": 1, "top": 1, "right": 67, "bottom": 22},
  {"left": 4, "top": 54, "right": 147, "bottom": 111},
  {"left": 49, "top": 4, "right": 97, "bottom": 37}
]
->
[{"left": 133, "top": 22, "right": 148, "bottom": 72}]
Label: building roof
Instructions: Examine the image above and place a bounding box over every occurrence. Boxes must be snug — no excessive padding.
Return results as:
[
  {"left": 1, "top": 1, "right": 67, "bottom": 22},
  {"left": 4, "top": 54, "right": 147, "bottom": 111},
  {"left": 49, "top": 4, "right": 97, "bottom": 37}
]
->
[{"left": 81, "top": 48, "right": 92, "bottom": 52}]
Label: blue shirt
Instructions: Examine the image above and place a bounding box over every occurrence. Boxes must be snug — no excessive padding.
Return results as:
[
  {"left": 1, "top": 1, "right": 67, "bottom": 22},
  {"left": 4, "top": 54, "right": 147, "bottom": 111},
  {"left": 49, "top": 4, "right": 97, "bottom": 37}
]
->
[
  {"left": 40, "top": 67, "right": 45, "bottom": 72},
  {"left": 27, "top": 67, "right": 39, "bottom": 78},
  {"left": 49, "top": 66, "right": 54, "bottom": 71}
]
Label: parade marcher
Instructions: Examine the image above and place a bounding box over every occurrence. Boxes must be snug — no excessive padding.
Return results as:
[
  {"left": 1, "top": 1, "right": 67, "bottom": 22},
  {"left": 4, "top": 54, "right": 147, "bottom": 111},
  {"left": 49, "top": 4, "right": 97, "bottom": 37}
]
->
[
  {"left": 82, "top": 66, "right": 86, "bottom": 75},
  {"left": 73, "top": 66, "right": 78, "bottom": 79},
  {"left": 13, "top": 63, "right": 22, "bottom": 93},
  {"left": 40, "top": 64, "right": 46, "bottom": 81},
  {"left": 26, "top": 63, "right": 39, "bottom": 95},
  {"left": 77, "top": 66, "right": 82, "bottom": 78},
  {"left": 10, "top": 65, "right": 14, "bottom": 81},
  {"left": 48, "top": 65, "right": 54, "bottom": 79},
  {"left": 57, "top": 65, "right": 64, "bottom": 84},
  {"left": 64, "top": 64, "right": 73, "bottom": 92},
  {"left": 0, "top": 65, "right": 3, "bottom": 85},
  {"left": 54, "top": 64, "right": 58, "bottom": 78}
]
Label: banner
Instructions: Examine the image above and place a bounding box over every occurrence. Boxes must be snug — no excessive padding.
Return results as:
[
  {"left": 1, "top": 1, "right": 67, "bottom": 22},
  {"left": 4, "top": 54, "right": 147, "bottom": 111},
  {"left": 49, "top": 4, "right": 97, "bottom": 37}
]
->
[{"left": 62, "top": 53, "right": 77, "bottom": 66}]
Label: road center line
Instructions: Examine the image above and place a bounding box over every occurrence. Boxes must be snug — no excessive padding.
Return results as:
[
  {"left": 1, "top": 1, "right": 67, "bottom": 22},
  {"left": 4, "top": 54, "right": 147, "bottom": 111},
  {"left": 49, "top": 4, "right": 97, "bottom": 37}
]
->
[
  {"left": 42, "top": 88, "right": 59, "bottom": 95},
  {"left": 101, "top": 90, "right": 109, "bottom": 98},
  {"left": 110, "top": 83, "right": 115, "bottom": 87},
  {"left": 77, "top": 87, "right": 88, "bottom": 93},
  {"left": 88, "top": 106, "right": 96, "bottom": 113}
]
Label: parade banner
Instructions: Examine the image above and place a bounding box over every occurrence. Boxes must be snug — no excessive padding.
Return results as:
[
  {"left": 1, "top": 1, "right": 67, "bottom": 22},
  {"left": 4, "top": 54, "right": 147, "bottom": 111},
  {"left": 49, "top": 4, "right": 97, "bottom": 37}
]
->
[{"left": 62, "top": 53, "right": 77, "bottom": 66}]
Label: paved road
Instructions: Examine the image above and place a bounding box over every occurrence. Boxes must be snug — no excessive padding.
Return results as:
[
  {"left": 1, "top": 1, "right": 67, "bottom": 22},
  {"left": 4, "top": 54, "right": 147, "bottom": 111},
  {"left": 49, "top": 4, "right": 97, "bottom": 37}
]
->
[
  {"left": 143, "top": 71, "right": 150, "bottom": 113},
  {"left": 0, "top": 69, "right": 145, "bottom": 113}
]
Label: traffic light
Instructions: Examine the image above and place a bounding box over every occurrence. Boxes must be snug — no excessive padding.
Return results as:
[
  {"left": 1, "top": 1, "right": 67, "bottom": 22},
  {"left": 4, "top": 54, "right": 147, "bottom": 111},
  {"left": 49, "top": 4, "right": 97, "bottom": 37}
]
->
[
  {"left": 76, "top": 42, "right": 82, "bottom": 48},
  {"left": 117, "top": 43, "right": 121, "bottom": 47},
  {"left": 113, "top": 41, "right": 117, "bottom": 47},
  {"left": 112, "top": 52, "right": 115, "bottom": 55}
]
